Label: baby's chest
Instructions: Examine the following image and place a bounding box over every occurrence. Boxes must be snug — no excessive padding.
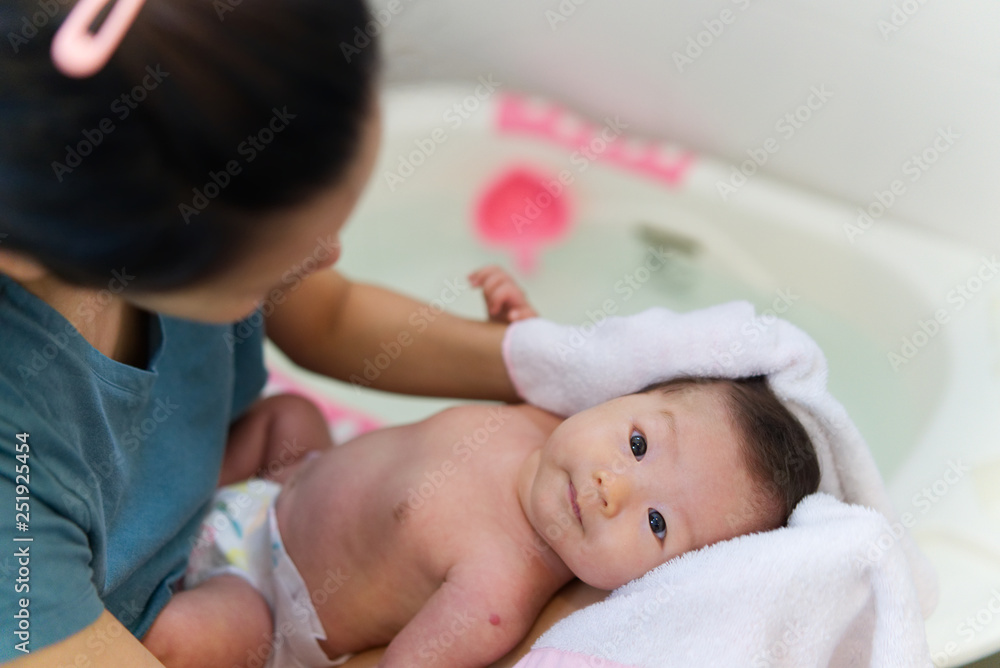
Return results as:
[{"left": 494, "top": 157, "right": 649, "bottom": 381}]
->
[{"left": 392, "top": 469, "right": 531, "bottom": 568}]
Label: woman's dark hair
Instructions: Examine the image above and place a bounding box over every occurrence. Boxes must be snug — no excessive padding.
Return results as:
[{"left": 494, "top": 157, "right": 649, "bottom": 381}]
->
[
  {"left": 642, "top": 375, "right": 821, "bottom": 528},
  {"left": 0, "top": 0, "right": 380, "bottom": 291}
]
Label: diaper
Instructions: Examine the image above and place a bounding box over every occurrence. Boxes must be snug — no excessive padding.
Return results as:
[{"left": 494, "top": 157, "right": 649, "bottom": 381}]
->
[{"left": 185, "top": 479, "right": 352, "bottom": 668}]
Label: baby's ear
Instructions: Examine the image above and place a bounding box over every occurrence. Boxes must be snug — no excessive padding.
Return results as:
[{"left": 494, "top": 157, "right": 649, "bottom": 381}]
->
[{"left": 0, "top": 247, "right": 49, "bottom": 282}]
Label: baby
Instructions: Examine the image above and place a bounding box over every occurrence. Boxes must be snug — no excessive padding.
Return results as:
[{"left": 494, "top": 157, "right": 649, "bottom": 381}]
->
[
  {"left": 145, "top": 375, "right": 820, "bottom": 668},
  {"left": 142, "top": 269, "right": 820, "bottom": 668}
]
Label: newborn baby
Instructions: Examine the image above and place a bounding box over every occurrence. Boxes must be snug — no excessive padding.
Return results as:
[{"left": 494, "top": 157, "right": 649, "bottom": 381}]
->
[{"left": 146, "top": 375, "right": 820, "bottom": 668}]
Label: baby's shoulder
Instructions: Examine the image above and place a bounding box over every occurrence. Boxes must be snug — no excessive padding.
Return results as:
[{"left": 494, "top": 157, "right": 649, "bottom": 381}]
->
[{"left": 420, "top": 402, "right": 561, "bottom": 441}]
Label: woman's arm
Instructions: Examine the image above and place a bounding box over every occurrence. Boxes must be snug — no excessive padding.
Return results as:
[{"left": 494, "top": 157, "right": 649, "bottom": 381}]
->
[
  {"left": 265, "top": 269, "right": 520, "bottom": 401},
  {"left": 8, "top": 609, "right": 166, "bottom": 668}
]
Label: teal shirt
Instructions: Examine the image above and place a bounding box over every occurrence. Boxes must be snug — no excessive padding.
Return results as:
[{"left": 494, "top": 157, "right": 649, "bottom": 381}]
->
[{"left": 0, "top": 273, "right": 267, "bottom": 659}]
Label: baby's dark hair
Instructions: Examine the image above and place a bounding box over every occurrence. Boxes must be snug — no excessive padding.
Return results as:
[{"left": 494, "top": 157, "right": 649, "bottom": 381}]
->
[
  {"left": 642, "top": 375, "right": 820, "bottom": 529},
  {"left": 0, "top": 0, "right": 379, "bottom": 291}
]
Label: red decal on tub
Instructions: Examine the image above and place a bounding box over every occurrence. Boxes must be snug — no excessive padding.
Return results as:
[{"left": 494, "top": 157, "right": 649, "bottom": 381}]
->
[{"left": 495, "top": 93, "right": 694, "bottom": 186}]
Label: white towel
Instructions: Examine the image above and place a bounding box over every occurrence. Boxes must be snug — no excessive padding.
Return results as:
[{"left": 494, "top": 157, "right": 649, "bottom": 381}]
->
[
  {"left": 515, "top": 493, "right": 932, "bottom": 668},
  {"left": 502, "top": 301, "right": 937, "bottom": 616}
]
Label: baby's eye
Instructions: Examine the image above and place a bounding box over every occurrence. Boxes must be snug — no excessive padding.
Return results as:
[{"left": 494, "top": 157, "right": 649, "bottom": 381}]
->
[
  {"left": 648, "top": 509, "right": 667, "bottom": 540},
  {"left": 630, "top": 430, "right": 647, "bottom": 461}
]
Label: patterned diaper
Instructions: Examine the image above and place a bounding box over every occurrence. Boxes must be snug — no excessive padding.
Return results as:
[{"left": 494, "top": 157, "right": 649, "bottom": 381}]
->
[{"left": 185, "top": 480, "right": 351, "bottom": 668}]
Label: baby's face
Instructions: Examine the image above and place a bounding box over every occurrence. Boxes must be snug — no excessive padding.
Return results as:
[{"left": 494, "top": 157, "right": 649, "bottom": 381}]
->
[{"left": 519, "top": 384, "right": 762, "bottom": 590}]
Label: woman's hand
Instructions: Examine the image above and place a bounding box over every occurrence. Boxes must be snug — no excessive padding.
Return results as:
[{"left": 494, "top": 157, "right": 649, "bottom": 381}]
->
[{"left": 469, "top": 265, "right": 538, "bottom": 324}]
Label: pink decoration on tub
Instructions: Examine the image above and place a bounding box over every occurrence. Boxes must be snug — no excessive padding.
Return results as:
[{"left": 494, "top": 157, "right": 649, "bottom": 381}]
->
[
  {"left": 474, "top": 166, "right": 573, "bottom": 274},
  {"left": 496, "top": 93, "right": 694, "bottom": 186}
]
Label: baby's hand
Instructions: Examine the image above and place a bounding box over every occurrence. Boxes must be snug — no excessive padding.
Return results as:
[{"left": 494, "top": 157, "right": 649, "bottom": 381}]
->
[{"left": 468, "top": 265, "right": 538, "bottom": 323}]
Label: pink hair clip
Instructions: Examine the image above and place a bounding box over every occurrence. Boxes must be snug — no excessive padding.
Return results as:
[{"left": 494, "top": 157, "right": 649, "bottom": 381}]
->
[{"left": 51, "top": 0, "right": 146, "bottom": 78}]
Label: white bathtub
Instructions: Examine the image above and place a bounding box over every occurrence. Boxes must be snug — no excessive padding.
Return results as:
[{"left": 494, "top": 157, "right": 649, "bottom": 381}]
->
[{"left": 265, "top": 86, "right": 1000, "bottom": 666}]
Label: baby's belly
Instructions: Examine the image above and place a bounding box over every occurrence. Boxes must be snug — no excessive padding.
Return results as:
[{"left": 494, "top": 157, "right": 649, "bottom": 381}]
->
[{"left": 273, "top": 420, "right": 450, "bottom": 654}]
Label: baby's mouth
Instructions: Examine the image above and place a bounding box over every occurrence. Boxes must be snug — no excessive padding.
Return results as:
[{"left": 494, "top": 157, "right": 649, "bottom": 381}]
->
[{"left": 568, "top": 479, "right": 582, "bottom": 526}]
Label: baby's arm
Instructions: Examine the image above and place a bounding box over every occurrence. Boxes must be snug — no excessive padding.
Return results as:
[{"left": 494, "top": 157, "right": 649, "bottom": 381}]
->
[
  {"left": 220, "top": 393, "right": 334, "bottom": 486},
  {"left": 378, "top": 563, "right": 538, "bottom": 668},
  {"left": 142, "top": 574, "right": 273, "bottom": 668}
]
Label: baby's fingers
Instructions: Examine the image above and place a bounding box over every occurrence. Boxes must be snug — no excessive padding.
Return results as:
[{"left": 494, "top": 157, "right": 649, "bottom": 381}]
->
[
  {"left": 468, "top": 264, "right": 537, "bottom": 322},
  {"left": 485, "top": 282, "right": 521, "bottom": 316},
  {"left": 506, "top": 303, "right": 538, "bottom": 321},
  {"left": 481, "top": 271, "right": 515, "bottom": 301},
  {"left": 468, "top": 265, "right": 505, "bottom": 287},
  {"left": 489, "top": 285, "right": 538, "bottom": 322}
]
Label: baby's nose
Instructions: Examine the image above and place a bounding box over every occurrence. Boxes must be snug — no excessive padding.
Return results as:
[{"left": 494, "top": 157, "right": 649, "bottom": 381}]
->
[{"left": 593, "top": 469, "right": 630, "bottom": 518}]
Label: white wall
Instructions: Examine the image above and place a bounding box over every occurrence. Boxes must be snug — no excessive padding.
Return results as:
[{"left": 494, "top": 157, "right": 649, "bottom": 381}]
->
[{"left": 374, "top": 0, "right": 1000, "bottom": 251}]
